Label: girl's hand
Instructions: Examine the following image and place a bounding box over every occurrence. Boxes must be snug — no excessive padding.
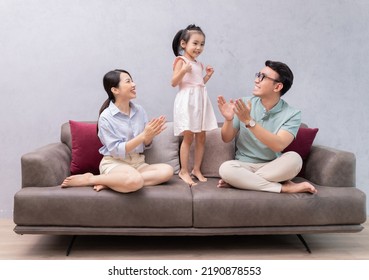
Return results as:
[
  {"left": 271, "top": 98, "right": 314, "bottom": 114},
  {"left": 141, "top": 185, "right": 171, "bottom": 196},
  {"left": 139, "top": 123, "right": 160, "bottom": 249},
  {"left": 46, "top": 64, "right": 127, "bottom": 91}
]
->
[
  {"left": 204, "top": 65, "right": 214, "bottom": 84},
  {"left": 205, "top": 65, "right": 214, "bottom": 77},
  {"left": 143, "top": 116, "right": 166, "bottom": 144},
  {"left": 217, "top": 96, "right": 235, "bottom": 121},
  {"left": 182, "top": 60, "right": 192, "bottom": 73}
]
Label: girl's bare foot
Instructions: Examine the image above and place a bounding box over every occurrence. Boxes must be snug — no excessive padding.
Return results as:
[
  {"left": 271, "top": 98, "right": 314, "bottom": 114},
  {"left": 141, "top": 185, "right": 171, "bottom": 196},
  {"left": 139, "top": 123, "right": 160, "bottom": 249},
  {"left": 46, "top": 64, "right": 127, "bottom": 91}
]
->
[
  {"left": 93, "top": 184, "right": 108, "bottom": 192},
  {"left": 217, "top": 179, "right": 231, "bottom": 188},
  {"left": 61, "top": 173, "right": 94, "bottom": 187},
  {"left": 191, "top": 170, "right": 207, "bottom": 182},
  {"left": 179, "top": 171, "right": 197, "bottom": 186},
  {"left": 281, "top": 180, "right": 317, "bottom": 194}
]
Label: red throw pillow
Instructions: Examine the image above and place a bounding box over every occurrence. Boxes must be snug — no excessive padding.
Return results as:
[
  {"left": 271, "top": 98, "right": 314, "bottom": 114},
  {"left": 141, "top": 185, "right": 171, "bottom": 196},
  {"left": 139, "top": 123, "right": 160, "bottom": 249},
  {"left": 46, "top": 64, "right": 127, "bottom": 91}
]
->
[
  {"left": 283, "top": 127, "right": 319, "bottom": 160},
  {"left": 69, "top": 120, "right": 103, "bottom": 175}
]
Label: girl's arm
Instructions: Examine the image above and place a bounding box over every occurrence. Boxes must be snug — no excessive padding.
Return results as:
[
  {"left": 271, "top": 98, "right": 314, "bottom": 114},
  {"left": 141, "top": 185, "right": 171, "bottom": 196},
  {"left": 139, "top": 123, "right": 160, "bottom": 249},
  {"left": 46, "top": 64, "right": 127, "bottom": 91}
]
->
[
  {"left": 203, "top": 65, "right": 214, "bottom": 84},
  {"left": 171, "top": 59, "right": 191, "bottom": 87}
]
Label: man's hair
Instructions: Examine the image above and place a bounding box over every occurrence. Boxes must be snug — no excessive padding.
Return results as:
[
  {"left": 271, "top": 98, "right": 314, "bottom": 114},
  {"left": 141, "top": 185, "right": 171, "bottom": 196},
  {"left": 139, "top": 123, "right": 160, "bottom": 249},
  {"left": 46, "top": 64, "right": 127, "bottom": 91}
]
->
[{"left": 265, "top": 60, "right": 294, "bottom": 96}]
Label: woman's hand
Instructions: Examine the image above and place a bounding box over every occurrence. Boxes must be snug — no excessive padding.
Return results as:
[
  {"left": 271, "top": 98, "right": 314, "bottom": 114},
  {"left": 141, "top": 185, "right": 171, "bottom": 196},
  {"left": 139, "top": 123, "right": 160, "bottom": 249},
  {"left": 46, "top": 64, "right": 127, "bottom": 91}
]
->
[
  {"left": 143, "top": 116, "right": 166, "bottom": 145},
  {"left": 217, "top": 95, "right": 235, "bottom": 121}
]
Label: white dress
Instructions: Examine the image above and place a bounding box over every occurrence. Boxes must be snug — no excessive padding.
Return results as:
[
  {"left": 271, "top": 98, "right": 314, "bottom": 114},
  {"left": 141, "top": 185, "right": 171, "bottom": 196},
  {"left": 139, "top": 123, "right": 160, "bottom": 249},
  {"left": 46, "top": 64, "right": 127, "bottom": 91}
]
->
[{"left": 173, "top": 56, "right": 218, "bottom": 136}]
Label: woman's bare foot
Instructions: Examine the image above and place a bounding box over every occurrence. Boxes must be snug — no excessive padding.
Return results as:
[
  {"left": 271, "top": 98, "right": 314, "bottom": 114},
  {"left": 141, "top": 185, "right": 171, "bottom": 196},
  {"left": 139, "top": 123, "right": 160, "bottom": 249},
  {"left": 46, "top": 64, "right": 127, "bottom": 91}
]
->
[
  {"left": 191, "top": 170, "right": 207, "bottom": 182},
  {"left": 217, "top": 179, "right": 231, "bottom": 188},
  {"left": 61, "top": 173, "right": 94, "bottom": 187},
  {"left": 179, "top": 171, "right": 197, "bottom": 186},
  {"left": 93, "top": 184, "right": 108, "bottom": 192},
  {"left": 281, "top": 180, "right": 317, "bottom": 194}
]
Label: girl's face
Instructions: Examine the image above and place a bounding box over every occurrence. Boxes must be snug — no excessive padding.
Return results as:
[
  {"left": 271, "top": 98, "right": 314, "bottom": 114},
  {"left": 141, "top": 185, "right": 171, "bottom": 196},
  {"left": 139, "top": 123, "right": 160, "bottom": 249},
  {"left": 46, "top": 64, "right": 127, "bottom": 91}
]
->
[
  {"left": 181, "top": 32, "right": 205, "bottom": 60},
  {"left": 113, "top": 72, "right": 136, "bottom": 100}
]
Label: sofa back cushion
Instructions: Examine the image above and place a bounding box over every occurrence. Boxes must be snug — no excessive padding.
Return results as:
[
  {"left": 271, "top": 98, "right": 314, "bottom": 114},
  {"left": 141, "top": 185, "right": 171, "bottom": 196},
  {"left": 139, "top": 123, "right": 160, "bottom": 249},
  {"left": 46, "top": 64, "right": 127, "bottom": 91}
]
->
[
  {"left": 283, "top": 127, "right": 319, "bottom": 160},
  {"left": 61, "top": 121, "right": 180, "bottom": 175},
  {"left": 143, "top": 122, "right": 180, "bottom": 173},
  {"left": 185, "top": 128, "right": 235, "bottom": 178}
]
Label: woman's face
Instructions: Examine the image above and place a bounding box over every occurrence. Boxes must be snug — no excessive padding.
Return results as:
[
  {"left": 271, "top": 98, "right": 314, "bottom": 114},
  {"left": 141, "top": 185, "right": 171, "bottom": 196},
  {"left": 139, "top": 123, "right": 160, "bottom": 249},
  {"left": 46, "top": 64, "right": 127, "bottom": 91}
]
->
[{"left": 115, "top": 72, "right": 136, "bottom": 100}]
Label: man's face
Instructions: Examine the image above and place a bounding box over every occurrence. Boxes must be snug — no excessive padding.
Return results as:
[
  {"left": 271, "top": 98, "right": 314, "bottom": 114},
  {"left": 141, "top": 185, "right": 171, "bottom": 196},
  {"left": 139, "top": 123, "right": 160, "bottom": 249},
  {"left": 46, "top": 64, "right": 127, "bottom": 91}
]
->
[{"left": 252, "top": 66, "right": 282, "bottom": 97}]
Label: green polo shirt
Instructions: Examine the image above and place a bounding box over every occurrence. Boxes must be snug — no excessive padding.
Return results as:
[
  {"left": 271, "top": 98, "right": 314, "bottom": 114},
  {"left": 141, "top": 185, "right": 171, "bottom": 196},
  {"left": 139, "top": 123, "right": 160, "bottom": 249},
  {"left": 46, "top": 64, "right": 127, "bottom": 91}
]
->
[{"left": 233, "top": 96, "right": 301, "bottom": 163}]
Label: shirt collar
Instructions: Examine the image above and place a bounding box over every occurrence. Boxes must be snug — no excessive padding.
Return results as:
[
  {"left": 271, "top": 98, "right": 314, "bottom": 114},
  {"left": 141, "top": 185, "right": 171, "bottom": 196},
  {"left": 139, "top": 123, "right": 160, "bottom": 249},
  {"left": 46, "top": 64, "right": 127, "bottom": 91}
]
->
[
  {"left": 257, "top": 97, "right": 284, "bottom": 114},
  {"left": 109, "top": 101, "right": 137, "bottom": 117}
]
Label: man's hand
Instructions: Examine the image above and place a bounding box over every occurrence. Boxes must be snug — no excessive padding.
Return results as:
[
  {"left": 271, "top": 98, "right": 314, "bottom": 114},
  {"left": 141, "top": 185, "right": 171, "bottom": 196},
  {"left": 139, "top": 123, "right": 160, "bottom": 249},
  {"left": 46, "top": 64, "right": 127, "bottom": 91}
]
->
[
  {"left": 217, "top": 95, "right": 235, "bottom": 121},
  {"left": 233, "top": 99, "right": 252, "bottom": 124}
]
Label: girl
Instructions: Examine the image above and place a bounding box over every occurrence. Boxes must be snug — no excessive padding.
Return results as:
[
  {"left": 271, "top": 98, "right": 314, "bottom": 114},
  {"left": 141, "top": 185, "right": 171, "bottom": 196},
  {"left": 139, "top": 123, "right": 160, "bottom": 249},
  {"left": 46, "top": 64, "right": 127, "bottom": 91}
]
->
[
  {"left": 62, "top": 69, "right": 173, "bottom": 193},
  {"left": 171, "top": 24, "right": 218, "bottom": 186}
]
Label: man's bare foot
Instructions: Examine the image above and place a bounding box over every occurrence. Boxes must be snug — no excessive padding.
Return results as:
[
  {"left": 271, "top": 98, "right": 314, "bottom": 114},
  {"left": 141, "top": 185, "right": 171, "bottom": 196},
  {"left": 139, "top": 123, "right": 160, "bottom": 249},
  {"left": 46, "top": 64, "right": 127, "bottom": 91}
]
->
[
  {"left": 179, "top": 171, "right": 197, "bottom": 186},
  {"left": 93, "top": 184, "right": 108, "bottom": 192},
  {"left": 281, "top": 180, "right": 317, "bottom": 194},
  {"left": 217, "top": 179, "right": 231, "bottom": 188},
  {"left": 191, "top": 170, "right": 207, "bottom": 182},
  {"left": 61, "top": 173, "right": 94, "bottom": 187}
]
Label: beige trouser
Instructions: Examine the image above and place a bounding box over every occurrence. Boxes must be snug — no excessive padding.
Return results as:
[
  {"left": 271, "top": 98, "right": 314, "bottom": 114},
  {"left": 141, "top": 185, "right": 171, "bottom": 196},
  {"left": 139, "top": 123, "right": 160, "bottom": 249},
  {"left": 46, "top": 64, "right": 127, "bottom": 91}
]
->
[{"left": 219, "top": 151, "right": 303, "bottom": 193}]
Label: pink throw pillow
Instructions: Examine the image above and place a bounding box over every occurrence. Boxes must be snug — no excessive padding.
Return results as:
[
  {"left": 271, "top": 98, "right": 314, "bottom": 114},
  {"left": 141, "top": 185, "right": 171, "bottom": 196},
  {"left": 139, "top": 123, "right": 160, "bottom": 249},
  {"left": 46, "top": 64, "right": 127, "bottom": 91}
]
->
[
  {"left": 69, "top": 120, "right": 103, "bottom": 175},
  {"left": 283, "top": 127, "right": 319, "bottom": 160}
]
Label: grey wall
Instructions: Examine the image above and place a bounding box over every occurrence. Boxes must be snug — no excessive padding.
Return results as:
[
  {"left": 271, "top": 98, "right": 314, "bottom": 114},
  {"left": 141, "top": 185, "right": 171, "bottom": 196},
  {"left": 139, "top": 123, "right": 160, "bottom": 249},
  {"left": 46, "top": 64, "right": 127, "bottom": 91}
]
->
[{"left": 1, "top": 0, "right": 368, "bottom": 217}]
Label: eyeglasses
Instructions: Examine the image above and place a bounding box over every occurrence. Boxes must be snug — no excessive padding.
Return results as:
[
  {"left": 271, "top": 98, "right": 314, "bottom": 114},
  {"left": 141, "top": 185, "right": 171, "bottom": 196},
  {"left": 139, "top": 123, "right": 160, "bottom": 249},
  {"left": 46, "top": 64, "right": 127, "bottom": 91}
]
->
[{"left": 255, "top": 72, "right": 280, "bottom": 83}]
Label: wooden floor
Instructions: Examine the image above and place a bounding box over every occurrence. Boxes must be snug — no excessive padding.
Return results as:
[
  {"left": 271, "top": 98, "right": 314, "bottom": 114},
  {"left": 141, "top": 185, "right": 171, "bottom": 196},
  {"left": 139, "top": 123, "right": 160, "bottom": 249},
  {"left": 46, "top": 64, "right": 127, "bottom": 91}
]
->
[{"left": 1, "top": 219, "right": 368, "bottom": 260}]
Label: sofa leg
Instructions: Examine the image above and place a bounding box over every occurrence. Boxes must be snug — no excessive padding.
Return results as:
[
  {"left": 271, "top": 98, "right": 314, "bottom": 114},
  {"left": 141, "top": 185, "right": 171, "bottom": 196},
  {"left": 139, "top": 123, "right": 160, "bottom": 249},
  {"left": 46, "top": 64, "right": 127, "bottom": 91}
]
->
[
  {"left": 296, "top": 234, "right": 311, "bottom": 253},
  {"left": 66, "top": 235, "right": 77, "bottom": 256}
]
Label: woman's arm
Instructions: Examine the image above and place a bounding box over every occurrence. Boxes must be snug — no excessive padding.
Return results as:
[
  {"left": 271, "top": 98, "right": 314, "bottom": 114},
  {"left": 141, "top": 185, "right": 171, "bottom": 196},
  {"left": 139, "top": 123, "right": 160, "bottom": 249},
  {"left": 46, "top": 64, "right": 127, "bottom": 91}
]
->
[{"left": 125, "top": 116, "right": 167, "bottom": 152}]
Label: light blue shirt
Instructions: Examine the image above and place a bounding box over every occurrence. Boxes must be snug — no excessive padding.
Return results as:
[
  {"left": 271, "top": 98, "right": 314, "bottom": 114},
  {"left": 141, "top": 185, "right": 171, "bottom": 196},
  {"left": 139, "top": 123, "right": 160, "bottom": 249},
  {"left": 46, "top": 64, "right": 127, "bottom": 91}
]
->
[
  {"left": 98, "top": 101, "right": 149, "bottom": 159},
  {"left": 233, "top": 96, "right": 301, "bottom": 163}
]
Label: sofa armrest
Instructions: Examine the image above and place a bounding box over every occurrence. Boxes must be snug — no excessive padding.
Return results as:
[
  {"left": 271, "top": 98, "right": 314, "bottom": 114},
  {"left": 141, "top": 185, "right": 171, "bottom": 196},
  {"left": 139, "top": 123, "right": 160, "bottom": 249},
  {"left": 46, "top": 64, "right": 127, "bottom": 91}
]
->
[
  {"left": 303, "top": 145, "right": 356, "bottom": 187},
  {"left": 21, "top": 143, "right": 71, "bottom": 188}
]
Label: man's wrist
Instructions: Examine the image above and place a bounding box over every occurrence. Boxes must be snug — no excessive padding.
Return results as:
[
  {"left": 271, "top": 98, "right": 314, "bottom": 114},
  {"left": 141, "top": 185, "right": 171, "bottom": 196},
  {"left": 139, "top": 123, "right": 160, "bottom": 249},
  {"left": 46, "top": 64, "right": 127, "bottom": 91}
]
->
[{"left": 245, "top": 119, "right": 256, "bottom": 128}]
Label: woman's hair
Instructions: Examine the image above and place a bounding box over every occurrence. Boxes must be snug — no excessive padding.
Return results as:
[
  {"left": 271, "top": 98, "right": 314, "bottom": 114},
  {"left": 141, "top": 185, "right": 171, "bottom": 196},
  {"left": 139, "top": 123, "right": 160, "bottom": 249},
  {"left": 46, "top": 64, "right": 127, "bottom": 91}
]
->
[
  {"left": 97, "top": 69, "right": 131, "bottom": 134},
  {"left": 265, "top": 60, "right": 294, "bottom": 96},
  {"left": 172, "top": 24, "right": 205, "bottom": 56},
  {"left": 99, "top": 69, "right": 132, "bottom": 116}
]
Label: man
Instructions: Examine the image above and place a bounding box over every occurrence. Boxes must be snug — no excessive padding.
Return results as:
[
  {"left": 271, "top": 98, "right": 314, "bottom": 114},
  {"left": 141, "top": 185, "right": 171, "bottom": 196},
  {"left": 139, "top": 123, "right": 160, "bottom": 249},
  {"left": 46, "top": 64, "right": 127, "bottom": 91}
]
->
[{"left": 217, "top": 60, "right": 317, "bottom": 194}]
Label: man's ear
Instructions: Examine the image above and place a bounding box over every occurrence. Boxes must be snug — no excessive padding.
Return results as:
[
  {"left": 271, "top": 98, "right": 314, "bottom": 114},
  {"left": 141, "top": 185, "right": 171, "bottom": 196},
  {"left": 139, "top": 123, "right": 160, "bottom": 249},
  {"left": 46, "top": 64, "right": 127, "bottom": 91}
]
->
[{"left": 274, "top": 82, "right": 283, "bottom": 93}]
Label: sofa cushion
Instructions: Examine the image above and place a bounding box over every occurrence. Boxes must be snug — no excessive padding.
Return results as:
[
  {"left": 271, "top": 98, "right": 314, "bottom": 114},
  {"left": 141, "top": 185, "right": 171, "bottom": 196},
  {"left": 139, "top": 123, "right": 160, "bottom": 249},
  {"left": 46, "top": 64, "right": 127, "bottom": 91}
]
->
[
  {"left": 283, "top": 127, "right": 319, "bottom": 160},
  {"left": 192, "top": 178, "right": 367, "bottom": 228},
  {"left": 69, "top": 120, "right": 103, "bottom": 175},
  {"left": 187, "top": 128, "right": 235, "bottom": 177},
  {"left": 144, "top": 122, "right": 180, "bottom": 174},
  {"left": 13, "top": 176, "right": 193, "bottom": 227}
]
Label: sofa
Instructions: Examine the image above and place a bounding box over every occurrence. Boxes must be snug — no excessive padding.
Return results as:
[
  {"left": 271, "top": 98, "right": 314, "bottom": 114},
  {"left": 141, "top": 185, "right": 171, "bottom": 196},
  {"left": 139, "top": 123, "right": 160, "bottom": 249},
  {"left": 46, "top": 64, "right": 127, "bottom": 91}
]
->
[{"left": 13, "top": 121, "right": 367, "bottom": 254}]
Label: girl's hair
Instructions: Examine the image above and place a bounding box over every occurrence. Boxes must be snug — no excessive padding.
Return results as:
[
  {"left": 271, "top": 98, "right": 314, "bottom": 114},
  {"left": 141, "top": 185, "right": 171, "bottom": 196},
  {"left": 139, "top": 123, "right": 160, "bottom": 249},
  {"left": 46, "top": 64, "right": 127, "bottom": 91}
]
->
[
  {"left": 99, "top": 69, "right": 132, "bottom": 116},
  {"left": 172, "top": 24, "right": 205, "bottom": 56}
]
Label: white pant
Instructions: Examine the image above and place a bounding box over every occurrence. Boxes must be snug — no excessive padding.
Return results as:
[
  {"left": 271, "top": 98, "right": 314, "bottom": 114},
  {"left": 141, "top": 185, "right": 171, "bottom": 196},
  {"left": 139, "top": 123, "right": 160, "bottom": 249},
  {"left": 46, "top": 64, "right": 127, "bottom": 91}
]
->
[{"left": 219, "top": 151, "right": 303, "bottom": 193}]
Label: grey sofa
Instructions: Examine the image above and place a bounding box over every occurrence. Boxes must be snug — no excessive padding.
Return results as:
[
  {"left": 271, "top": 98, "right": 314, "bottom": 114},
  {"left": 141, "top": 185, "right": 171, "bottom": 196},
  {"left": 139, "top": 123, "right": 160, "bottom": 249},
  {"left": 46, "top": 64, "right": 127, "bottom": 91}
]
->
[{"left": 13, "top": 122, "right": 366, "bottom": 254}]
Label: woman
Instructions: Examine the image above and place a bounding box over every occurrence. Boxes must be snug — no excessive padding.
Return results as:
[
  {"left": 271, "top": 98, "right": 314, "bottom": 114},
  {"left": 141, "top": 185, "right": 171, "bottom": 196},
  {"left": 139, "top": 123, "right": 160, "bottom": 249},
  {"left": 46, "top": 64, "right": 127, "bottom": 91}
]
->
[{"left": 62, "top": 69, "right": 173, "bottom": 193}]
